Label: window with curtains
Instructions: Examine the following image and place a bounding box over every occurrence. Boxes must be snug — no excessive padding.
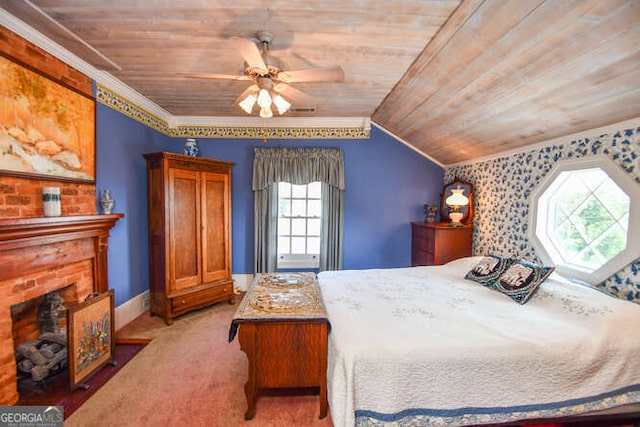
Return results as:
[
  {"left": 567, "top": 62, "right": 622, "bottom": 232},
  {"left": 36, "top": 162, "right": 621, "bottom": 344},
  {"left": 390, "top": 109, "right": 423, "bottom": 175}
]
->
[
  {"left": 277, "top": 182, "right": 322, "bottom": 269},
  {"left": 252, "top": 147, "right": 345, "bottom": 273}
]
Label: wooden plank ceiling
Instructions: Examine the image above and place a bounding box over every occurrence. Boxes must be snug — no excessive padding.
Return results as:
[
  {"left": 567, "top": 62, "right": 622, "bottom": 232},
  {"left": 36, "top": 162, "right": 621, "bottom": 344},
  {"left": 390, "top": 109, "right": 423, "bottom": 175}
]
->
[{"left": 2, "top": 0, "right": 639, "bottom": 164}]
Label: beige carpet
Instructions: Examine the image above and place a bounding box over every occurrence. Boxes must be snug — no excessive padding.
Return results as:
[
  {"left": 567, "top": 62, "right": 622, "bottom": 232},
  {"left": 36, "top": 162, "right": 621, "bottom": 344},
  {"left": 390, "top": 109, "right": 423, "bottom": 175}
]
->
[{"left": 66, "top": 299, "right": 333, "bottom": 426}]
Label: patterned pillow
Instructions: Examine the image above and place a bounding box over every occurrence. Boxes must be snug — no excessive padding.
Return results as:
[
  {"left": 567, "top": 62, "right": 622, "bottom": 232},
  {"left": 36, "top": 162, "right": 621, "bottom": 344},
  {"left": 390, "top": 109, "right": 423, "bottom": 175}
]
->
[
  {"left": 464, "top": 255, "right": 515, "bottom": 286},
  {"left": 492, "top": 259, "right": 555, "bottom": 304}
]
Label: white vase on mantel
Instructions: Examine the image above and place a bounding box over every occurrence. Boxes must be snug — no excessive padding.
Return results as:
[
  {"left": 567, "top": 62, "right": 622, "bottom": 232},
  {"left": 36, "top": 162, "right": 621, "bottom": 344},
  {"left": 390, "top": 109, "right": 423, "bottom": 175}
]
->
[{"left": 42, "top": 187, "right": 61, "bottom": 217}]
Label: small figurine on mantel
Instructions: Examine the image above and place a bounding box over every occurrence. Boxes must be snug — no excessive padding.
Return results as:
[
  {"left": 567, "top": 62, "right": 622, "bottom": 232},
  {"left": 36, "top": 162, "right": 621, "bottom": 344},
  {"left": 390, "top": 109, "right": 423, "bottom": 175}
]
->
[{"left": 100, "top": 189, "right": 115, "bottom": 214}]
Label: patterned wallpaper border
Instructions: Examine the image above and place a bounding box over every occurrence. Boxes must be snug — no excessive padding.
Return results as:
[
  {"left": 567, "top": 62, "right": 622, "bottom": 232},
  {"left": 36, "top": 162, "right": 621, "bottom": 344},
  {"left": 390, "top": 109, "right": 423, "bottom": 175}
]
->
[
  {"left": 95, "top": 83, "right": 370, "bottom": 140},
  {"left": 445, "top": 125, "right": 640, "bottom": 303}
]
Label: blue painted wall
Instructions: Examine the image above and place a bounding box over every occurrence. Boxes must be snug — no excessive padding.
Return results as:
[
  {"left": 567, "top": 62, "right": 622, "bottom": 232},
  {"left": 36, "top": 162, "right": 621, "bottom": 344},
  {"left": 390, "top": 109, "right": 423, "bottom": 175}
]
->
[
  {"left": 96, "top": 105, "right": 443, "bottom": 305},
  {"left": 95, "top": 105, "right": 175, "bottom": 306}
]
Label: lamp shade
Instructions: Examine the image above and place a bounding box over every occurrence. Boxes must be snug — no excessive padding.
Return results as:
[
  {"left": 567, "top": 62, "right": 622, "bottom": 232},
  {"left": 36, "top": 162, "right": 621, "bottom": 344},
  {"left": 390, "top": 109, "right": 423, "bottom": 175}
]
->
[
  {"left": 257, "top": 89, "right": 272, "bottom": 108},
  {"left": 446, "top": 188, "right": 469, "bottom": 207},
  {"left": 272, "top": 94, "right": 291, "bottom": 115},
  {"left": 239, "top": 94, "right": 257, "bottom": 114}
]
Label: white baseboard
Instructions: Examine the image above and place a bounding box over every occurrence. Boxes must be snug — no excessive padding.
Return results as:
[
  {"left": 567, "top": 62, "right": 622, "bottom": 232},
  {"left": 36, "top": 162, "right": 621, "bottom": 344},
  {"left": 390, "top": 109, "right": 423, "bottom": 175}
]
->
[
  {"left": 232, "top": 274, "right": 254, "bottom": 292},
  {"left": 114, "top": 290, "right": 149, "bottom": 332},
  {"left": 114, "top": 274, "right": 254, "bottom": 331}
]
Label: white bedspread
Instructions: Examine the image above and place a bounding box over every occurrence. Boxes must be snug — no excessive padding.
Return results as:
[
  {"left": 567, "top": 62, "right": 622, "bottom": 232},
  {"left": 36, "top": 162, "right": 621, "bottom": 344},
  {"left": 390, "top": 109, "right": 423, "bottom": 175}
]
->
[{"left": 317, "top": 257, "right": 640, "bottom": 427}]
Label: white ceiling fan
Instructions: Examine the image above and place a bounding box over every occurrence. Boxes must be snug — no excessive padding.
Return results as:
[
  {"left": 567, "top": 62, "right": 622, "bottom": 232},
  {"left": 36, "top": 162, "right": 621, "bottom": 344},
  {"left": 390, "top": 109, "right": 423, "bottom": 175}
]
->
[{"left": 182, "top": 31, "right": 344, "bottom": 118}]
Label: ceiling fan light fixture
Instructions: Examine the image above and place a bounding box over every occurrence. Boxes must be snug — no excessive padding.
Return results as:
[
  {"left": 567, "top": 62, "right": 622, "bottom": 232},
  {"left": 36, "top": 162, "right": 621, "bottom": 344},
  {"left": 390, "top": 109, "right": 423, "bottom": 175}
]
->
[
  {"left": 257, "top": 89, "right": 272, "bottom": 109},
  {"left": 259, "top": 106, "right": 273, "bottom": 119},
  {"left": 238, "top": 93, "right": 257, "bottom": 114},
  {"left": 272, "top": 94, "right": 291, "bottom": 115}
]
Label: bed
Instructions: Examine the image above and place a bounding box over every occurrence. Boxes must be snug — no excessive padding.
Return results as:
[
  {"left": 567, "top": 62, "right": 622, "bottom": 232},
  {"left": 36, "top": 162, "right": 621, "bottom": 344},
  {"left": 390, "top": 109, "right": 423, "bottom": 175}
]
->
[{"left": 317, "top": 256, "right": 640, "bottom": 427}]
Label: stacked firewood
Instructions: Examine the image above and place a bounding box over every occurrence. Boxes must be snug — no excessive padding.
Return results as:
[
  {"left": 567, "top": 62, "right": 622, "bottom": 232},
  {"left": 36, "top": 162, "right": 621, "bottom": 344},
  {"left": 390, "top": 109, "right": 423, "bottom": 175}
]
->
[{"left": 15, "top": 332, "right": 67, "bottom": 382}]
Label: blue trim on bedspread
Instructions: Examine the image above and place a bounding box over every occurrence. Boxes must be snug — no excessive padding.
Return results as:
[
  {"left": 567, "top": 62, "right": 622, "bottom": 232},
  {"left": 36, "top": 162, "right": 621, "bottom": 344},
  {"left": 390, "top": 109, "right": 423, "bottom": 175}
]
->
[{"left": 355, "top": 383, "right": 640, "bottom": 426}]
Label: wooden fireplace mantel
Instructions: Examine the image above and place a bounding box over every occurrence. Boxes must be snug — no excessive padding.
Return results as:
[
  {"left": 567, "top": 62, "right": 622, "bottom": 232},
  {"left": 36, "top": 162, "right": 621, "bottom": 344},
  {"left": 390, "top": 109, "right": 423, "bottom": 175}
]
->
[
  {"left": 0, "top": 214, "right": 123, "bottom": 294},
  {"left": 0, "top": 214, "right": 123, "bottom": 242}
]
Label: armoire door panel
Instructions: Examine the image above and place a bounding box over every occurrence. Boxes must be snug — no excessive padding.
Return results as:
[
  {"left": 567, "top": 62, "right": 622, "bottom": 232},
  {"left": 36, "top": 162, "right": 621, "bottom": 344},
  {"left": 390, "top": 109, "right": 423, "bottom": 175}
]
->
[
  {"left": 169, "top": 168, "right": 201, "bottom": 290},
  {"left": 202, "top": 172, "right": 230, "bottom": 283}
]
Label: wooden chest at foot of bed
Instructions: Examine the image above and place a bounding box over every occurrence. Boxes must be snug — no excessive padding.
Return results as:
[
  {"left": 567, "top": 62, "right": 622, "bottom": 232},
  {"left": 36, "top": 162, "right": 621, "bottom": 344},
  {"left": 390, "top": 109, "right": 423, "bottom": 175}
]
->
[{"left": 229, "top": 272, "right": 328, "bottom": 420}]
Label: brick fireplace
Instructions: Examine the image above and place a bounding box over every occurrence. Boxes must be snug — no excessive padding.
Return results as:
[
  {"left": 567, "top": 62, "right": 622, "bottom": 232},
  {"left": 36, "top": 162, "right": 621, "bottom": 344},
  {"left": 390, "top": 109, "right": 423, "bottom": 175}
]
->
[{"left": 0, "top": 214, "right": 121, "bottom": 405}]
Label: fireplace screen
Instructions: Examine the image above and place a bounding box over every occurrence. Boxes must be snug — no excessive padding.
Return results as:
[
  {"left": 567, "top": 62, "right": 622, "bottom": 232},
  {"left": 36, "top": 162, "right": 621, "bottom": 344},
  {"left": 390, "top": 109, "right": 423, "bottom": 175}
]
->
[{"left": 68, "top": 290, "right": 115, "bottom": 389}]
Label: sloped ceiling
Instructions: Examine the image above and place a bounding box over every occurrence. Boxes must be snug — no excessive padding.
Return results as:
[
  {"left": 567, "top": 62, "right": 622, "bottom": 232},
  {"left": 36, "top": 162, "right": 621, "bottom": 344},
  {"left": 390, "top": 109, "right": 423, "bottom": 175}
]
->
[{"left": 2, "top": 0, "right": 639, "bottom": 164}]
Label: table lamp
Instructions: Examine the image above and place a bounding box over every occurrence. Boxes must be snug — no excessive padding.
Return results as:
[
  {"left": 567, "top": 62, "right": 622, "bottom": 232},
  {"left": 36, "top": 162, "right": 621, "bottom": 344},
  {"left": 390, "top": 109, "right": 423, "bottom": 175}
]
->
[{"left": 446, "top": 187, "right": 469, "bottom": 226}]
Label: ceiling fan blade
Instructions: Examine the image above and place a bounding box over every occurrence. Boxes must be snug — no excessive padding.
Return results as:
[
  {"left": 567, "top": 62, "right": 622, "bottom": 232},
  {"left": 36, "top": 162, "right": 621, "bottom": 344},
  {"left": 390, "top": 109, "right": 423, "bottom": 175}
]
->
[
  {"left": 180, "top": 72, "right": 250, "bottom": 81},
  {"left": 230, "top": 36, "right": 267, "bottom": 73},
  {"left": 273, "top": 83, "right": 317, "bottom": 107},
  {"left": 277, "top": 66, "right": 344, "bottom": 83}
]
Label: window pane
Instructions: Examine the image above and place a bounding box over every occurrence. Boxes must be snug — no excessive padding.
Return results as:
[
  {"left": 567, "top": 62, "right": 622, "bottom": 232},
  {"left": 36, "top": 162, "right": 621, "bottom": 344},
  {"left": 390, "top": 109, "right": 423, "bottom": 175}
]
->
[
  {"left": 277, "top": 236, "right": 290, "bottom": 254},
  {"left": 595, "top": 225, "right": 627, "bottom": 262},
  {"left": 291, "top": 184, "right": 307, "bottom": 198},
  {"left": 595, "top": 179, "right": 629, "bottom": 220},
  {"left": 552, "top": 202, "right": 569, "bottom": 230},
  {"left": 291, "top": 218, "right": 306, "bottom": 235},
  {"left": 308, "top": 182, "right": 322, "bottom": 198},
  {"left": 308, "top": 199, "right": 321, "bottom": 217},
  {"left": 279, "top": 198, "right": 291, "bottom": 217},
  {"left": 555, "top": 178, "right": 589, "bottom": 214},
  {"left": 291, "top": 237, "right": 306, "bottom": 254},
  {"left": 576, "top": 245, "right": 600, "bottom": 269},
  {"left": 291, "top": 199, "right": 306, "bottom": 217},
  {"left": 575, "top": 196, "right": 614, "bottom": 242},
  {"left": 553, "top": 221, "right": 584, "bottom": 260},
  {"left": 308, "top": 218, "right": 321, "bottom": 235},
  {"left": 278, "top": 182, "right": 291, "bottom": 196},
  {"left": 277, "top": 218, "right": 290, "bottom": 236},
  {"left": 307, "top": 237, "right": 320, "bottom": 254},
  {"left": 581, "top": 169, "right": 606, "bottom": 191}
]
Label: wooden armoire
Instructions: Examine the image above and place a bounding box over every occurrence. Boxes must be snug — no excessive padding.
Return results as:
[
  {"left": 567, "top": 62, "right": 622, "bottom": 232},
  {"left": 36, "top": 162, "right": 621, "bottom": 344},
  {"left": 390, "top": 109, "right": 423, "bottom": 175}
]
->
[{"left": 144, "top": 152, "right": 234, "bottom": 325}]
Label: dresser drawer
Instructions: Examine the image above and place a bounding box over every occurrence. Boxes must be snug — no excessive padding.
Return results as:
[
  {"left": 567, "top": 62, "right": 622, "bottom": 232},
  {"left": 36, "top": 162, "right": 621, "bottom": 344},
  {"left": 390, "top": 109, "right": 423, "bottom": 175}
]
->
[
  {"left": 412, "top": 235, "right": 434, "bottom": 253},
  {"left": 171, "top": 283, "right": 232, "bottom": 313},
  {"left": 412, "top": 249, "right": 434, "bottom": 266}
]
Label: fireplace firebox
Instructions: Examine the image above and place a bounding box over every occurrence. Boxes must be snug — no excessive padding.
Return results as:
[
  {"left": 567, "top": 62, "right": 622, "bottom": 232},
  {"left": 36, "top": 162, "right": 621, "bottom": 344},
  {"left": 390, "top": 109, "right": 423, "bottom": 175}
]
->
[{"left": 12, "top": 287, "right": 74, "bottom": 386}]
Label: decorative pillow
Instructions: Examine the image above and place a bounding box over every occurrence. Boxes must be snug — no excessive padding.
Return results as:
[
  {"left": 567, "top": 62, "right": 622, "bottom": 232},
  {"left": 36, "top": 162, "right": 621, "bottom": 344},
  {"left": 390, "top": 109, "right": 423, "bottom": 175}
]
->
[
  {"left": 464, "top": 255, "right": 515, "bottom": 286},
  {"left": 492, "top": 259, "right": 555, "bottom": 304}
]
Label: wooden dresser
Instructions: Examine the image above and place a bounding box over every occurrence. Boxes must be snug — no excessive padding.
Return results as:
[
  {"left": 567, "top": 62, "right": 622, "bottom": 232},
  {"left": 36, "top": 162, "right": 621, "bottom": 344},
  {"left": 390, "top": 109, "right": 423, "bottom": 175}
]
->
[
  {"left": 230, "top": 273, "right": 328, "bottom": 420},
  {"left": 411, "top": 222, "right": 473, "bottom": 266},
  {"left": 144, "top": 152, "right": 234, "bottom": 325}
]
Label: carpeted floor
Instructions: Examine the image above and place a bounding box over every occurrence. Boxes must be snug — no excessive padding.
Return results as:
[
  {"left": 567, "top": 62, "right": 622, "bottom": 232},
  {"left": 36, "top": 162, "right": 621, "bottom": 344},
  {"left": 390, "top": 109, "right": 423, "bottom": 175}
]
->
[{"left": 66, "top": 298, "right": 333, "bottom": 426}]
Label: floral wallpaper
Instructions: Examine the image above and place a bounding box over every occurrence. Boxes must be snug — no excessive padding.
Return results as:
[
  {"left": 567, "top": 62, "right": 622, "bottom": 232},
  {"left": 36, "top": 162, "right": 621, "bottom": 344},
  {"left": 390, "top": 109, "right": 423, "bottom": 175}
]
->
[{"left": 445, "top": 123, "right": 640, "bottom": 303}]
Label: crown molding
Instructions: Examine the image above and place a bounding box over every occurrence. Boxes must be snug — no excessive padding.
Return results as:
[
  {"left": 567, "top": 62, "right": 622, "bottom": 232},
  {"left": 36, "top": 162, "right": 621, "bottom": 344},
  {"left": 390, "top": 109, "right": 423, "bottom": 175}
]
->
[
  {"left": 2, "top": 9, "right": 371, "bottom": 139},
  {"left": 168, "top": 115, "right": 370, "bottom": 130}
]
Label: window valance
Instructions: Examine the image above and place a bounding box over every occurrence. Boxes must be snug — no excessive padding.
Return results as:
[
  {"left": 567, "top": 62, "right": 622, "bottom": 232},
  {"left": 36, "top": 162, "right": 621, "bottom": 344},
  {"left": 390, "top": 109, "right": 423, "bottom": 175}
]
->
[{"left": 252, "top": 147, "right": 345, "bottom": 191}]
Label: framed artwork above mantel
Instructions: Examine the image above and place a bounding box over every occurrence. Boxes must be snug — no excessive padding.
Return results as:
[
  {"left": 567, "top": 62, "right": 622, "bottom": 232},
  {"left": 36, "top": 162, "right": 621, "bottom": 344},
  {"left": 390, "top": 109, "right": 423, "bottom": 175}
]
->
[{"left": 0, "top": 53, "right": 96, "bottom": 183}]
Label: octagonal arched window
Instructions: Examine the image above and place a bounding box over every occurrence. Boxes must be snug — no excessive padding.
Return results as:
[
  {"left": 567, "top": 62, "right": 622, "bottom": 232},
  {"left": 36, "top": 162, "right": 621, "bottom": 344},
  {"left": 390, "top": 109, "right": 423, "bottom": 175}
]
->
[{"left": 530, "top": 155, "right": 640, "bottom": 285}]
